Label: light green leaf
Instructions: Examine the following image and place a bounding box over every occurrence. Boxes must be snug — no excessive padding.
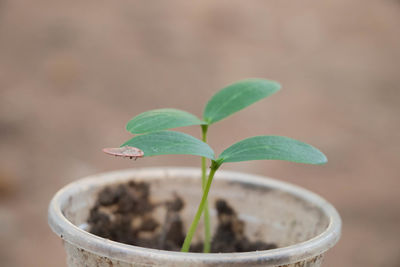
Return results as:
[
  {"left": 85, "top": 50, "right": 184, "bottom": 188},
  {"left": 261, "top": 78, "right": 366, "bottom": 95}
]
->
[
  {"left": 218, "top": 136, "right": 327, "bottom": 165},
  {"left": 126, "top": 108, "right": 204, "bottom": 134},
  {"left": 203, "top": 79, "right": 281, "bottom": 125},
  {"left": 122, "top": 131, "right": 215, "bottom": 159}
]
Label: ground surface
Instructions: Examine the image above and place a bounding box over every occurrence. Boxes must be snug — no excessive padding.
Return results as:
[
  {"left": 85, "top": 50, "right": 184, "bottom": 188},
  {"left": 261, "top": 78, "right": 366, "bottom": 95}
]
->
[{"left": 0, "top": 1, "right": 399, "bottom": 266}]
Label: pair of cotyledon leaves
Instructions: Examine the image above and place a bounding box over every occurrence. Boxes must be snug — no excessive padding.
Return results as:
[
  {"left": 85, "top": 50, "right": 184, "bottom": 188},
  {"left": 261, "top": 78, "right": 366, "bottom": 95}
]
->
[{"left": 122, "top": 79, "right": 327, "bottom": 165}]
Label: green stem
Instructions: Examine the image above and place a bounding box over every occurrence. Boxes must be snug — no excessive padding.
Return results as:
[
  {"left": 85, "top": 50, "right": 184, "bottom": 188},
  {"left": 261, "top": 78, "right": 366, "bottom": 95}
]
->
[
  {"left": 201, "top": 125, "right": 211, "bottom": 253},
  {"left": 181, "top": 160, "right": 220, "bottom": 252}
]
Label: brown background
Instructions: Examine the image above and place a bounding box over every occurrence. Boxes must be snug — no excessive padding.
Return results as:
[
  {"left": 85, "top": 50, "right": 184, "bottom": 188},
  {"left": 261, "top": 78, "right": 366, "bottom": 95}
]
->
[{"left": 1, "top": 1, "right": 399, "bottom": 266}]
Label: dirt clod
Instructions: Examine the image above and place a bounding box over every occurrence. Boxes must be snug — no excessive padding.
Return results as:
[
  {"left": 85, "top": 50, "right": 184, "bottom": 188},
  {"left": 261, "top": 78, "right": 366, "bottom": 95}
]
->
[{"left": 88, "top": 181, "right": 277, "bottom": 252}]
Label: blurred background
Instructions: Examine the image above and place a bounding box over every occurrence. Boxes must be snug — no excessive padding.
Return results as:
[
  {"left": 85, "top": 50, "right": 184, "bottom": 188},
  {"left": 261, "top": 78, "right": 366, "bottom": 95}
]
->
[{"left": 1, "top": 0, "right": 399, "bottom": 266}]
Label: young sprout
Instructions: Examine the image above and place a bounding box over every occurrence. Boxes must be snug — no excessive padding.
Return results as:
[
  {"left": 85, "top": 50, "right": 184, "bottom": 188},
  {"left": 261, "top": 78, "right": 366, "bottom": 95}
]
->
[
  {"left": 105, "top": 79, "right": 327, "bottom": 252},
  {"left": 125, "top": 79, "right": 280, "bottom": 252}
]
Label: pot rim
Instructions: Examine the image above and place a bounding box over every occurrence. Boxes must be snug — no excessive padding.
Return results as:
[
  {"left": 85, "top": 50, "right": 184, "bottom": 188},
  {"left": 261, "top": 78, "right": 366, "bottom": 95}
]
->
[{"left": 48, "top": 167, "right": 341, "bottom": 266}]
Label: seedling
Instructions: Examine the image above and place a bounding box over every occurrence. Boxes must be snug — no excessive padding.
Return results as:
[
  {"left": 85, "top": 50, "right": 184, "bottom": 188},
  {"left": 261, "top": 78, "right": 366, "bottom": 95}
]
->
[
  {"left": 124, "top": 79, "right": 280, "bottom": 252},
  {"left": 104, "top": 79, "right": 327, "bottom": 253}
]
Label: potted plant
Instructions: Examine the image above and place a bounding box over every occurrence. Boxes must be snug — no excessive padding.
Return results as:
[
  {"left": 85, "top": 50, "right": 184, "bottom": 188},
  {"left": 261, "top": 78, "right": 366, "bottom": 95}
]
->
[{"left": 48, "top": 79, "right": 341, "bottom": 267}]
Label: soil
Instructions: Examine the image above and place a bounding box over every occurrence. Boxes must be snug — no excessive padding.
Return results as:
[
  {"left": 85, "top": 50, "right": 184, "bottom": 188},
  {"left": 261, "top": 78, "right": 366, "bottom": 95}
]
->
[{"left": 88, "top": 181, "right": 277, "bottom": 252}]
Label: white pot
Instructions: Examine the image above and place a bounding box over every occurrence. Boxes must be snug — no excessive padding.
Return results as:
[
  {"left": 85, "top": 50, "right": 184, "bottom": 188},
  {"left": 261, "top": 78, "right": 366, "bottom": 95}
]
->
[{"left": 48, "top": 167, "right": 341, "bottom": 267}]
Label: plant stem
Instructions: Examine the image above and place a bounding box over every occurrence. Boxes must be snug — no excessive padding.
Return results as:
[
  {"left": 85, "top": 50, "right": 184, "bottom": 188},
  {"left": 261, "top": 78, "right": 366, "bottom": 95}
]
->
[
  {"left": 181, "top": 160, "right": 220, "bottom": 252},
  {"left": 200, "top": 125, "right": 211, "bottom": 253}
]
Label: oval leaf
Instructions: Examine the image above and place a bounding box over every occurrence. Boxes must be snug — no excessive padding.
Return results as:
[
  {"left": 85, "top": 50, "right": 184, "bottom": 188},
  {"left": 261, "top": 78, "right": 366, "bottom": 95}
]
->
[
  {"left": 126, "top": 108, "right": 204, "bottom": 134},
  {"left": 218, "top": 136, "right": 327, "bottom": 165},
  {"left": 122, "top": 131, "right": 215, "bottom": 159},
  {"left": 203, "top": 79, "right": 281, "bottom": 125},
  {"left": 103, "top": 146, "right": 144, "bottom": 159}
]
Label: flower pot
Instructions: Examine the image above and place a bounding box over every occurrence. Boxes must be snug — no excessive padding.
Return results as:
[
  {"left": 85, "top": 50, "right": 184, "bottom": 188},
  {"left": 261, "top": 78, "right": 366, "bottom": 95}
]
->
[{"left": 48, "top": 167, "right": 341, "bottom": 267}]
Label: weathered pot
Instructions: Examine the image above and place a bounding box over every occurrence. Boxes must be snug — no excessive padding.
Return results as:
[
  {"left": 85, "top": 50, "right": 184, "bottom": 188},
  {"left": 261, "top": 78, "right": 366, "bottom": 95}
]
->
[{"left": 48, "top": 167, "right": 341, "bottom": 267}]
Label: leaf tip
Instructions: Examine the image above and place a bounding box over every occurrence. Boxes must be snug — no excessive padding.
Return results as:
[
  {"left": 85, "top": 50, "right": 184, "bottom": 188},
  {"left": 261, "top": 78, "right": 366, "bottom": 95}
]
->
[
  {"left": 309, "top": 149, "right": 327, "bottom": 165},
  {"left": 317, "top": 153, "right": 328, "bottom": 165},
  {"left": 263, "top": 79, "right": 281, "bottom": 93},
  {"left": 272, "top": 81, "right": 282, "bottom": 91},
  {"left": 125, "top": 121, "right": 139, "bottom": 134}
]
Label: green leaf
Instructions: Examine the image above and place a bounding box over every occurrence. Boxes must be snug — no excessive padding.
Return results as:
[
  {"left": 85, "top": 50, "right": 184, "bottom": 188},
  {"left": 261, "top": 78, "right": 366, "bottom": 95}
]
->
[
  {"left": 218, "top": 136, "right": 327, "bottom": 165},
  {"left": 122, "top": 131, "right": 215, "bottom": 159},
  {"left": 126, "top": 108, "right": 204, "bottom": 134},
  {"left": 203, "top": 79, "right": 281, "bottom": 125}
]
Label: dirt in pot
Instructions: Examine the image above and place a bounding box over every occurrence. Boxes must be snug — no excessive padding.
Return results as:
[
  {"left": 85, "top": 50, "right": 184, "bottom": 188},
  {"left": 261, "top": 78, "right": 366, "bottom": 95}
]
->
[{"left": 88, "top": 181, "right": 277, "bottom": 252}]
